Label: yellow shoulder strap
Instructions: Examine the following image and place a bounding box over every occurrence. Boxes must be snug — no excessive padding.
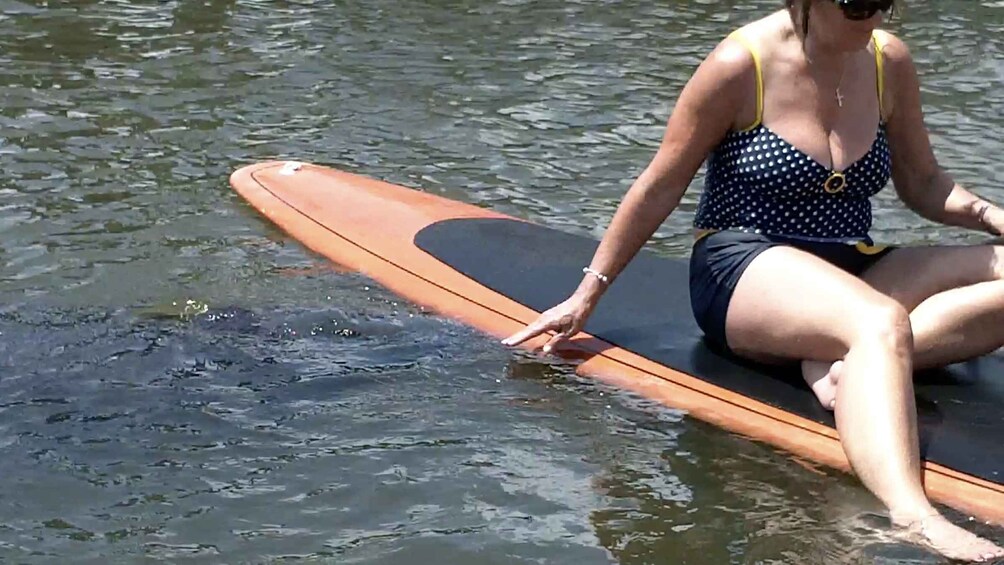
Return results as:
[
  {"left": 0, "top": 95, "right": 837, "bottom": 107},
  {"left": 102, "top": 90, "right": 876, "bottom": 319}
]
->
[
  {"left": 872, "top": 31, "right": 886, "bottom": 121},
  {"left": 728, "top": 30, "right": 763, "bottom": 131}
]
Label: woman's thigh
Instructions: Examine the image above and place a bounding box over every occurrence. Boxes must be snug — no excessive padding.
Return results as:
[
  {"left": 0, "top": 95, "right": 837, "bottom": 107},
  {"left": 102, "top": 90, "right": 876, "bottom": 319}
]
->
[
  {"left": 725, "top": 245, "right": 905, "bottom": 361},
  {"left": 861, "top": 244, "right": 1004, "bottom": 310}
]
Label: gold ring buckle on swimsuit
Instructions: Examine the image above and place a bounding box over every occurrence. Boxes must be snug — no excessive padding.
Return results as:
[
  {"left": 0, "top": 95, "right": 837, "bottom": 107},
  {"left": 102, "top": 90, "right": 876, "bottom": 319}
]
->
[{"left": 823, "top": 171, "right": 847, "bottom": 194}]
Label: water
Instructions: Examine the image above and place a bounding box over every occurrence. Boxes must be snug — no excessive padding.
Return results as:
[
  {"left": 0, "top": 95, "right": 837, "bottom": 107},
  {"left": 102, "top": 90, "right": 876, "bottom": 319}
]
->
[{"left": 2, "top": 1, "right": 1003, "bottom": 562}]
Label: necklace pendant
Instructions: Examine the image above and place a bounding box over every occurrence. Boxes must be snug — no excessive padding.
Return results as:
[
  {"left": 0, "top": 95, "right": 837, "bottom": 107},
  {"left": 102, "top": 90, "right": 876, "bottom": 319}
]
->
[{"left": 836, "top": 89, "right": 844, "bottom": 107}]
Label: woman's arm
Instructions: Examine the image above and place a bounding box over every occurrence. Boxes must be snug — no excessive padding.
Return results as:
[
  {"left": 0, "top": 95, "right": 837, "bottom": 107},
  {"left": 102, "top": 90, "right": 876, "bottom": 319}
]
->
[
  {"left": 882, "top": 32, "right": 1003, "bottom": 236},
  {"left": 572, "top": 37, "right": 758, "bottom": 305},
  {"left": 502, "top": 36, "right": 756, "bottom": 349}
]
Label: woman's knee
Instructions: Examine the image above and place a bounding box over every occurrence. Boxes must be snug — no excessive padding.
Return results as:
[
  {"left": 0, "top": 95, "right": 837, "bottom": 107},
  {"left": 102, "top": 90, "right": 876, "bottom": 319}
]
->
[{"left": 850, "top": 299, "right": 914, "bottom": 356}]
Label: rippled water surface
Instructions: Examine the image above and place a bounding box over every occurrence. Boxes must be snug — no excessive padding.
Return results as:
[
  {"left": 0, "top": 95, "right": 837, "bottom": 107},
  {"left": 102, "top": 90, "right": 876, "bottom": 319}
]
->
[{"left": 2, "top": 1, "right": 1004, "bottom": 563}]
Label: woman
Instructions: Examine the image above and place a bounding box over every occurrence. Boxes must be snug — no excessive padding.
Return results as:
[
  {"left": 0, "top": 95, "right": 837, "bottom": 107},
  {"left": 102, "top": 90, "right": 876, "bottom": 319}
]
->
[{"left": 502, "top": 0, "right": 1004, "bottom": 561}]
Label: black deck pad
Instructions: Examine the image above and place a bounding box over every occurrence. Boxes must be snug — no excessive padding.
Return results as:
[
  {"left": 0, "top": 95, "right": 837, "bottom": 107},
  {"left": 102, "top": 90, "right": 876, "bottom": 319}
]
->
[{"left": 415, "top": 217, "right": 1004, "bottom": 485}]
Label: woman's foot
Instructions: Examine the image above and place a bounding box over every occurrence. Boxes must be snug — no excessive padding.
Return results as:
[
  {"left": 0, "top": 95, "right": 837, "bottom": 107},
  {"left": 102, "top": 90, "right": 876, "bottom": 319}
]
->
[
  {"left": 801, "top": 359, "right": 843, "bottom": 410},
  {"left": 898, "top": 513, "right": 1004, "bottom": 562}
]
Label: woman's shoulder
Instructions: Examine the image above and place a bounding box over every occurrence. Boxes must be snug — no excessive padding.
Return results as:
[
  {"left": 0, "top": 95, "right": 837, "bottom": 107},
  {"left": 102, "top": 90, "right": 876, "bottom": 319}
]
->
[
  {"left": 697, "top": 30, "right": 759, "bottom": 85},
  {"left": 721, "top": 11, "right": 793, "bottom": 62},
  {"left": 687, "top": 12, "right": 795, "bottom": 101},
  {"left": 706, "top": 13, "right": 787, "bottom": 73},
  {"left": 873, "top": 29, "right": 913, "bottom": 66}
]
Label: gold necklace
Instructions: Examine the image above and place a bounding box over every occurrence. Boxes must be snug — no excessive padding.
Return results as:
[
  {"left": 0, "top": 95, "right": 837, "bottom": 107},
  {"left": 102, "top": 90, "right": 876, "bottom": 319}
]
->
[
  {"left": 825, "top": 63, "right": 851, "bottom": 192},
  {"left": 835, "top": 62, "right": 849, "bottom": 107},
  {"left": 804, "top": 47, "right": 851, "bottom": 108}
]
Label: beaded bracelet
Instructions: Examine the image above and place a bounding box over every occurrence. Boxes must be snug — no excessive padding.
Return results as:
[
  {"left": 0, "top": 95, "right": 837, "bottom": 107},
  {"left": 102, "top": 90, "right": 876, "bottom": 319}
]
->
[{"left": 582, "top": 267, "right": 610, "bottom": 284}]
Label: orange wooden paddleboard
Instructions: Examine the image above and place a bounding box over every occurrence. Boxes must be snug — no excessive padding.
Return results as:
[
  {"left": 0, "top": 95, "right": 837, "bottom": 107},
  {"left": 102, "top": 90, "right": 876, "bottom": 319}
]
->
[{"left": 230, "top": 160, "right": 1004, "bottom": 526}]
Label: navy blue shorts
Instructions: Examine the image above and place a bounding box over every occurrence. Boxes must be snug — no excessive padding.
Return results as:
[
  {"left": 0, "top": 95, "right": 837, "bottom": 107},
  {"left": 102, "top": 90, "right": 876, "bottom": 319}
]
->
[{"left": 689, "top": 230, "right": 895, "bottom": 350}]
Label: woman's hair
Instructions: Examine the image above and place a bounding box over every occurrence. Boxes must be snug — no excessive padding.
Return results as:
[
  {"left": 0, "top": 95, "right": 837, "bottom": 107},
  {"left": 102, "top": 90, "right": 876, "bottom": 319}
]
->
[
  {"left": 784, "top": 0, "right": 899, "bottom": 38},
  {"left": 785, "top": 0, "right": 812, "bottom": 37}
]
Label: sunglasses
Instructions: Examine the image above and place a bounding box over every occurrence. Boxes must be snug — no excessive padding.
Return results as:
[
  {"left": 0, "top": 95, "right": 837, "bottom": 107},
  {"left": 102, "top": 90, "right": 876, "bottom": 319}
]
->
[{"left": 832, "top": 0, "right": 894, "bottom": 21}]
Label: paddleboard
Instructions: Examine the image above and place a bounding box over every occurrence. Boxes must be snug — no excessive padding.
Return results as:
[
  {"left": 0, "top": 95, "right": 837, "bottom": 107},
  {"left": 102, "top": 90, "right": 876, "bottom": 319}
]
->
[{"left": 230, "top": 160, "right": 1004, "bottom": 525}]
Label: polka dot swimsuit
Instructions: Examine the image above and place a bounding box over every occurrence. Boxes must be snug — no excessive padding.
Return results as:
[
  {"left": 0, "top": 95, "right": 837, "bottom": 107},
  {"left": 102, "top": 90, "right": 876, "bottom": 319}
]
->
[
  {"left": 695, "top": 124, "right": 891, "bottom": 242},
  {"left": 694, "top": 31, "right": 892, "bottom": 244}
]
